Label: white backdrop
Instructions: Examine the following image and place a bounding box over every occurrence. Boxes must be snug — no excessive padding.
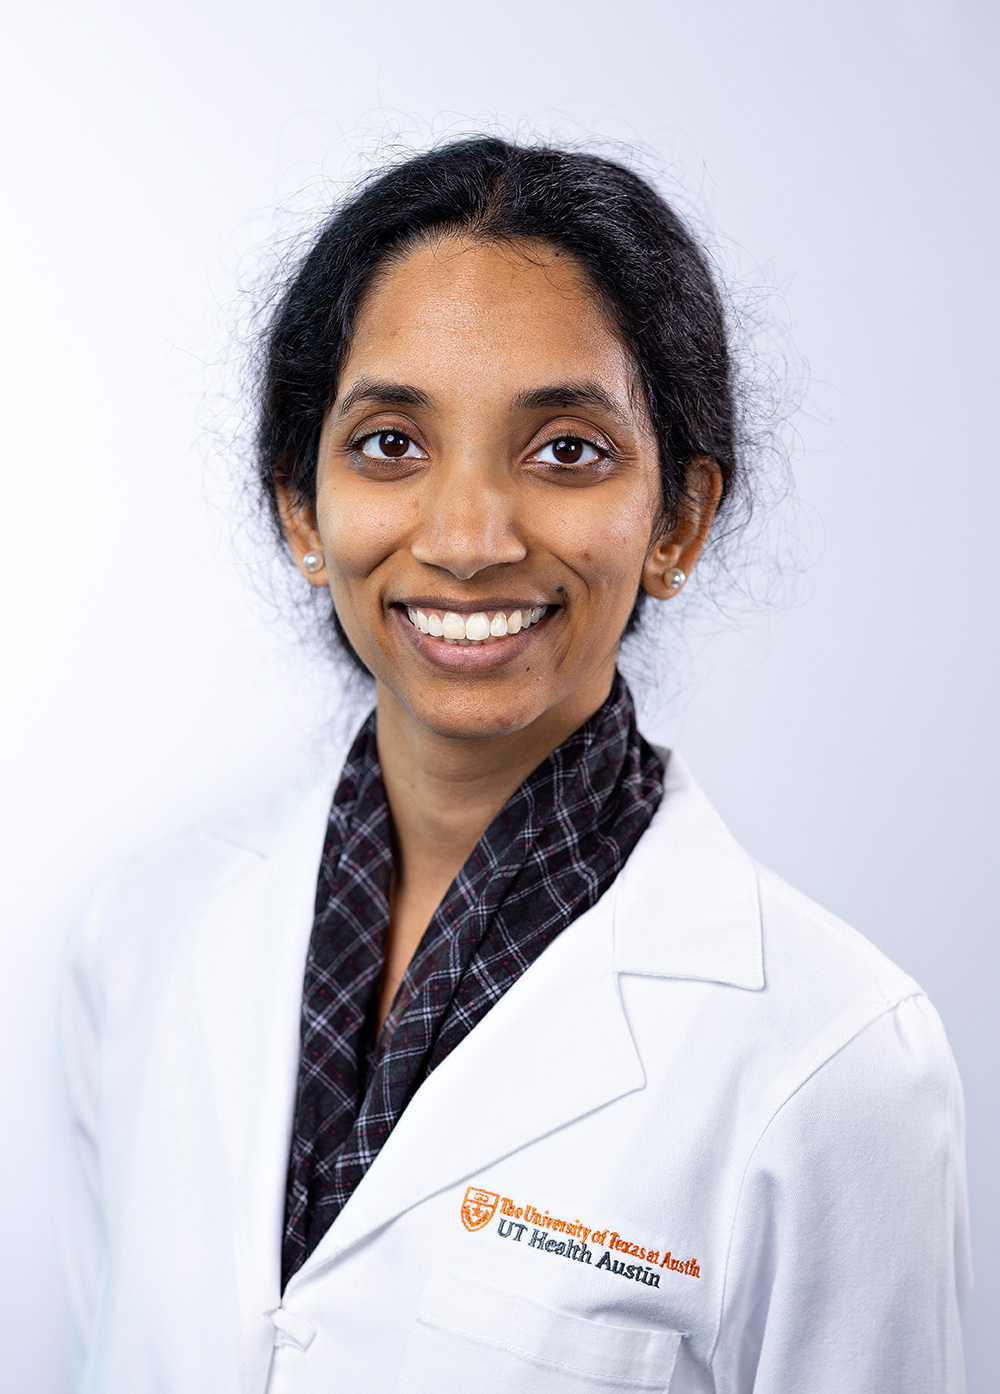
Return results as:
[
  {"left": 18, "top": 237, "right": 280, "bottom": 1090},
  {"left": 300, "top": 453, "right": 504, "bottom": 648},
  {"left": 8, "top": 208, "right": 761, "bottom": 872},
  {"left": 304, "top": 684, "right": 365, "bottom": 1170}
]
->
[{"left": 2, "top": 1, "right": 997, "bottom": 1388}]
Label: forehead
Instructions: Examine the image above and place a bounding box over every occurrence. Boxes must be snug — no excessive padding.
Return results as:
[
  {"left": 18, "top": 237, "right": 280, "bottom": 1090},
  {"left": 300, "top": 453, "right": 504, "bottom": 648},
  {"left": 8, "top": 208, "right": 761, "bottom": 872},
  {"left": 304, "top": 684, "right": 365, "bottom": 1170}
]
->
[{"left": 340, "top": 235, "right": 635, "bottom": 397}]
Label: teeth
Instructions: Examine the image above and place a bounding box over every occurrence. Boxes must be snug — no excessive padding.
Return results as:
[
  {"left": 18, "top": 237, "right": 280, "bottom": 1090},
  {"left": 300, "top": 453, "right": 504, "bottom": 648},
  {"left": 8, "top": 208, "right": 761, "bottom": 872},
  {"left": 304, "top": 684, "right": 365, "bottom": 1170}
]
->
[{"left": 406, "top": 605, "right": 548, "bottom": 642}]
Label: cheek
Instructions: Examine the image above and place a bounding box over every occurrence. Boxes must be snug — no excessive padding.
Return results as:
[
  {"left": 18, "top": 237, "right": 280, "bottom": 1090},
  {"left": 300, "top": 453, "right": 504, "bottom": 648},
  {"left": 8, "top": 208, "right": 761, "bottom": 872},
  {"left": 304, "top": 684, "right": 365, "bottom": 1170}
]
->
[
  {"left": 316, "top": 482, "right": 406, "bottom": 583},
  {"left": 558, "top": 500, "right": 654, "bottom": 600}
]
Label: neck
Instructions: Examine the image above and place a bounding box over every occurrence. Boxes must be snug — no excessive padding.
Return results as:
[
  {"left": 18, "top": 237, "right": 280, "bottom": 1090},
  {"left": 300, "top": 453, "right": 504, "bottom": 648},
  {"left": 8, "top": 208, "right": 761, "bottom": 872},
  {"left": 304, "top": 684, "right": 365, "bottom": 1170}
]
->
[
  {"left": 370, "top": 664, "right": 618, "bottom": 1029},
  {"left": 375, "top": 671, "right": 615, "bottom": 888}
]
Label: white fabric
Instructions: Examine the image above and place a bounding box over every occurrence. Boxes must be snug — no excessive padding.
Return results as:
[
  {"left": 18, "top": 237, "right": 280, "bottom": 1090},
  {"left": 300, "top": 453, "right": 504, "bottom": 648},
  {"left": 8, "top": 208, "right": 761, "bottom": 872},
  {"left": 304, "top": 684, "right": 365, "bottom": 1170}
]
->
[{"left": 56, "top": 749, "right": 971, "bottom": 1393}]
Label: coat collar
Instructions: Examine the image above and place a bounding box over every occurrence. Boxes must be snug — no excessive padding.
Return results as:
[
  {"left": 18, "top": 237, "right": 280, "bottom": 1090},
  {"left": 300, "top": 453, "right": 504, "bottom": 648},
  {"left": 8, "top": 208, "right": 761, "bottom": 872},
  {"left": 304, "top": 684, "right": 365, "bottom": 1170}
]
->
[
  {"left": 192, "top": 736, "right": 764, "bottom": 1311},
  {"left": 285, "top": 745, "right": 763, "bottom": 1288},
  {"left": 612, "top": 750, "right": 764, "bottom": 991},
  {"left": 216, "top": 742, "right": 765, "bottom": 995}
]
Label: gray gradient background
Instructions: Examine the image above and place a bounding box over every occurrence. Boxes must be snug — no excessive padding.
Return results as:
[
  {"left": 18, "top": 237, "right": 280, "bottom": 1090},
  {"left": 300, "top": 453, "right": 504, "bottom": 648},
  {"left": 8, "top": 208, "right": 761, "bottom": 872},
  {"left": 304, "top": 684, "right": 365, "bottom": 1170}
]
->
[{"left": 2, "top": 1, "right": 996, "bottom": 1388}]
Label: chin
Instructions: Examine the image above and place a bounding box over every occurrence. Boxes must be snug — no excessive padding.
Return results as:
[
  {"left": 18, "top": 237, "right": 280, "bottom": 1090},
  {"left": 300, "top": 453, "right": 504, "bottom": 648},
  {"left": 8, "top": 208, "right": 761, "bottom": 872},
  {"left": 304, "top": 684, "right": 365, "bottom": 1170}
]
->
[{"left": 410, "top": 688, "right": 548, "bottom": 744}]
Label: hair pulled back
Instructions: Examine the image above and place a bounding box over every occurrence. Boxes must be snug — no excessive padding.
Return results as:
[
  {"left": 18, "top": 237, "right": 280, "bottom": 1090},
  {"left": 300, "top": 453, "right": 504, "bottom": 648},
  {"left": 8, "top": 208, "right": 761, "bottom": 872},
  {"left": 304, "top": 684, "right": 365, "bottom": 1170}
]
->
[{"left": 254, "top": 137, "right": 742, "bottom": 657}]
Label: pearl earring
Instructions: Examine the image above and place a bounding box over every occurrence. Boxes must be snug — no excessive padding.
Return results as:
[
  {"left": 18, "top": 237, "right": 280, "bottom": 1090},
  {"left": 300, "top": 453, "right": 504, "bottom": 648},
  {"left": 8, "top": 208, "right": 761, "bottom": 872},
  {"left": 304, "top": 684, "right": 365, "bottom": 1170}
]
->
[
  {"left": 668, "top": 568, "right": 686, "bottom": 591},
  {"left": 302, "top": 551, "right": 323, "bottom": 574}
]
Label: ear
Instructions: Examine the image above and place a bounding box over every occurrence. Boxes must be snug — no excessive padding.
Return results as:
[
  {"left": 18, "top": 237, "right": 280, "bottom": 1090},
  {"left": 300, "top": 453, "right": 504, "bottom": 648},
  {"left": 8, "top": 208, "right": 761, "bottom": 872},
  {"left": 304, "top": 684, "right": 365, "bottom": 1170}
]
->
[
  {"left": 275, "top": 480, "right": 329, "bottom": 587},
  {"left": 641, "top": 457, "right": 723, "bottom": 600}
]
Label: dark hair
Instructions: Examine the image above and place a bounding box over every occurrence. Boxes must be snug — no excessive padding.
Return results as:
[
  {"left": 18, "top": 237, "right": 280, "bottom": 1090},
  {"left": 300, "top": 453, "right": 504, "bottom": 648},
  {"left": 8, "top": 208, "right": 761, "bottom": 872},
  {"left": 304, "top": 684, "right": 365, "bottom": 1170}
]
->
[{"left": 253, "top": 136, "right": 742, "bottom": 664}]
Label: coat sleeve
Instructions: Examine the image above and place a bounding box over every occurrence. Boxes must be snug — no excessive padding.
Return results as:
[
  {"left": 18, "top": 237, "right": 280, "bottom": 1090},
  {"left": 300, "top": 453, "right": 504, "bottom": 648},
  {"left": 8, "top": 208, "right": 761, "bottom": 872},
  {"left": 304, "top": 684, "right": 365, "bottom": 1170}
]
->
[
  {"left": 54, "top": 895, "right": 107, "bottom": 1382},
  {"left": 712, "top": 992, "right": 971, "bottom": 1394}
]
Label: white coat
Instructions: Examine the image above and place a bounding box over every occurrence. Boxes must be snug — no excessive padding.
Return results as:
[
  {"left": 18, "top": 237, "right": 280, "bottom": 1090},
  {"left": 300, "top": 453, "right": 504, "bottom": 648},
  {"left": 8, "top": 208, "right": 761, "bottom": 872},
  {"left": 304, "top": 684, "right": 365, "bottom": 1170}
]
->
[{"left": 57, "top": 746, "right": 971, "bottom": 1394}]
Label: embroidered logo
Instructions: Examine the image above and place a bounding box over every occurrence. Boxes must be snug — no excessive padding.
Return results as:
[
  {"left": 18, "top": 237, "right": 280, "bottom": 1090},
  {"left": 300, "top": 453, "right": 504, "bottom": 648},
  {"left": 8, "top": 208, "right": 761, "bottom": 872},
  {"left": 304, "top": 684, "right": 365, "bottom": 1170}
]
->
[
  {"left": 464, "top": 1189, "right": 701, "bottom": 1285},
  {"left": 461, "top": 1187, "right": 500, "bottom": 1232}
]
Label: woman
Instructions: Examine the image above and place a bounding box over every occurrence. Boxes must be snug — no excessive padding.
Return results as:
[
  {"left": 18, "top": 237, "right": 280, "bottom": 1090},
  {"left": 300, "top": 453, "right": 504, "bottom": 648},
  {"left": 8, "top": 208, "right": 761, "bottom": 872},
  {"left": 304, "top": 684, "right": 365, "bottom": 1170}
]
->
[{"left": 58, "top": 138, "right": 970, "bottom": 1393}]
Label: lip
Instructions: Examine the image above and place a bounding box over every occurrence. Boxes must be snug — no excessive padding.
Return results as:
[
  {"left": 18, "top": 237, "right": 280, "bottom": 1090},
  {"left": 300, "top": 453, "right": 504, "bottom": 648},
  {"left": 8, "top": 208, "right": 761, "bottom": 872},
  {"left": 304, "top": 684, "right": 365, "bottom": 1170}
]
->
[
  {"left": 390, "top": 603, "right": 554, "bottom": 673},
  {"left": 394, "top": 597, "right": 551, "bottom": 614}
]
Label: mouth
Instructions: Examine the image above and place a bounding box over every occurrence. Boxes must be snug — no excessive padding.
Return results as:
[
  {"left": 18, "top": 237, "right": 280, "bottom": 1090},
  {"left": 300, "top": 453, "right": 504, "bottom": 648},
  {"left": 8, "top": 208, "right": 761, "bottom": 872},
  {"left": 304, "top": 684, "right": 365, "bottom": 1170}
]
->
[{"left": 400, "top": 603, "right": 550, "bottom": 645}]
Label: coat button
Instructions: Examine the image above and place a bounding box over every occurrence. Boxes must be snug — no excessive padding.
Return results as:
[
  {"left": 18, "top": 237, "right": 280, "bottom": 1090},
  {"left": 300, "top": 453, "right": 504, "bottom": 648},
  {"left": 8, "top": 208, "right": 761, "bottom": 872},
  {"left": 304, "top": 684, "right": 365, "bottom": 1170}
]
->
[{"left": 268, "top": 1306, "right": 317, "bottom": 1351}]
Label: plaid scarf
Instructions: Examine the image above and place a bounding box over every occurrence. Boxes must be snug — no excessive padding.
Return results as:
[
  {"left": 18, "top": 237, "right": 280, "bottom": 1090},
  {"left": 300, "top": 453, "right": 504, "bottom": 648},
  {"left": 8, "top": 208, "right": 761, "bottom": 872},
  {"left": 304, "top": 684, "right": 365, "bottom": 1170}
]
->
[{"left": 281, "top": 672, "right": 663, "bottom": 1287}]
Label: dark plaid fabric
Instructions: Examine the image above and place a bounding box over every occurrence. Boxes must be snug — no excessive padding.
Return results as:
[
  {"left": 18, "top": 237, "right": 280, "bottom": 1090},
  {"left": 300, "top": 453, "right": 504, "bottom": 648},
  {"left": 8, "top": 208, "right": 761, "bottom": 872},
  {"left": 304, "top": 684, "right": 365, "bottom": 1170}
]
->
[{"left": 281, "top": 671, "right": 663, "bottom": 1287}]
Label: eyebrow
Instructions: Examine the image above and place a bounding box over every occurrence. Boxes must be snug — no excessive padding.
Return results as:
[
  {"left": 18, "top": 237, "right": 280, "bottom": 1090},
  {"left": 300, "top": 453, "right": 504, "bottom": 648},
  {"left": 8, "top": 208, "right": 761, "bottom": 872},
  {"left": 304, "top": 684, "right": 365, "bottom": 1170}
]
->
[
  {"left": 513, "top": 382, "right": 628, "bottom": 423},
  {"left": 337, "top": 378, "right": 434, "bottom": 415}
]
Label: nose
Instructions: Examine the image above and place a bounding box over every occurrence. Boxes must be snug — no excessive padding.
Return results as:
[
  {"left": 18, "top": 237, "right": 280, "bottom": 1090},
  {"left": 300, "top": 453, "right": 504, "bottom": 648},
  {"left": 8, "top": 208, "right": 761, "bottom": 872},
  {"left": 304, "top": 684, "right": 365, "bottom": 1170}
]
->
[{"left": 410, "top": 462, "right": 527, "bottom": 579}]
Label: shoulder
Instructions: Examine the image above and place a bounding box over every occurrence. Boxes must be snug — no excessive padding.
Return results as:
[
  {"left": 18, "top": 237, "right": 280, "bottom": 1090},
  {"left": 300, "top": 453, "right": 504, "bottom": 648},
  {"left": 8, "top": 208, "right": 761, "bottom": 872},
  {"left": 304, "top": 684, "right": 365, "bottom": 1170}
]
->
[
  {"left": 748, "top": 864, "right": 961, "bottom": 1145},
  {"left": 754, "top": 856, "right": 922, "bottom": 1026}
]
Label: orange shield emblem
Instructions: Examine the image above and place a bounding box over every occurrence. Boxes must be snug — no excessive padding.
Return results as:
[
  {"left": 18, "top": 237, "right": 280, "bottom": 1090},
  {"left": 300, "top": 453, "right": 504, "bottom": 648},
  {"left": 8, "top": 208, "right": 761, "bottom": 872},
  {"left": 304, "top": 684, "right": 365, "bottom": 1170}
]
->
[{"left": 461, "top": 1187, "right": 500, "bottom": 1232}]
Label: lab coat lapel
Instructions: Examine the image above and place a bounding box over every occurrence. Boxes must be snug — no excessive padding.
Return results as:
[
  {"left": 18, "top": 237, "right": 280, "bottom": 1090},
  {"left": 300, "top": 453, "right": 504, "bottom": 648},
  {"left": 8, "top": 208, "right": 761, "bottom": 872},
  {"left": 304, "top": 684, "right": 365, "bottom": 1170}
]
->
[
  {"left": 613, "top": 752, "right": 765, "bottom": 990},
  {"left": 189, "top": 779, "right": 336, "bottom": 1322},
  {"left": 289, "top": 750, "right": 765, "bottom": 1284},
  {"left": 187, "top": 738, "right": 763, "bottom": 1306},
  {"left": 289, "top": 884, "right": 643, "bottom": 1284}
]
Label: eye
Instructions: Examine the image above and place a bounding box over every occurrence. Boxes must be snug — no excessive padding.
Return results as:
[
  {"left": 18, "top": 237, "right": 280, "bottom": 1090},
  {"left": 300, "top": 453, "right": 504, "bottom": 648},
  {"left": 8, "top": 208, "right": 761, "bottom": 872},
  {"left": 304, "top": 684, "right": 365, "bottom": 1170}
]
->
[
  {"left": 355, "top": 430, "right": 425, "bottom": 460},
  {"left": 532, "top": 436, "right": 604, "bottom": 468}
]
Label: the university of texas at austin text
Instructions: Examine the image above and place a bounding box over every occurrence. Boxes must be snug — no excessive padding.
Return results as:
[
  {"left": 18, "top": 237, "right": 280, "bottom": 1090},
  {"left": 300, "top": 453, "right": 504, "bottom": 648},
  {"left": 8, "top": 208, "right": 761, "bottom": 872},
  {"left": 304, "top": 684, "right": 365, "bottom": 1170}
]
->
[{"left": 461, "top": 1188, "right": 700, "bottom": 1289}]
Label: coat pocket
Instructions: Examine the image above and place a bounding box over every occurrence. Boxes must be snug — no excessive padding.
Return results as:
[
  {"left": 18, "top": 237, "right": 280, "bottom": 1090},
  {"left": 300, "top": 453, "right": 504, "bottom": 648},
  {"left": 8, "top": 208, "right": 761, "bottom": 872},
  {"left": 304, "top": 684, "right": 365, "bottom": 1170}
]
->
[{"left": 397, "top": 1268, "right": 682, "bottom": 1393}]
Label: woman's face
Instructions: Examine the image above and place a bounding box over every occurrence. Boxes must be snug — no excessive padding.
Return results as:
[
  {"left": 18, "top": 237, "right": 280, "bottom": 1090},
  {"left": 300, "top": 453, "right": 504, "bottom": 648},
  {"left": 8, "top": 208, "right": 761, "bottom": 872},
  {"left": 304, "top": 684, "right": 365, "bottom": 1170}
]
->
[{"left": 288, "top": 235, "right": 709, "bottom": 744}]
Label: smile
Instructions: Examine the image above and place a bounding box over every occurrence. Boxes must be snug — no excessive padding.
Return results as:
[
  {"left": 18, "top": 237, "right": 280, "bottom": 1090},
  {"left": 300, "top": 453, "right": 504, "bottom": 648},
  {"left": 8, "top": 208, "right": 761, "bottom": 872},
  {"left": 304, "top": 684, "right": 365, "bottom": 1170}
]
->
[{"left": 404, "top": 606, "right": 549, "bottom": 645}]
